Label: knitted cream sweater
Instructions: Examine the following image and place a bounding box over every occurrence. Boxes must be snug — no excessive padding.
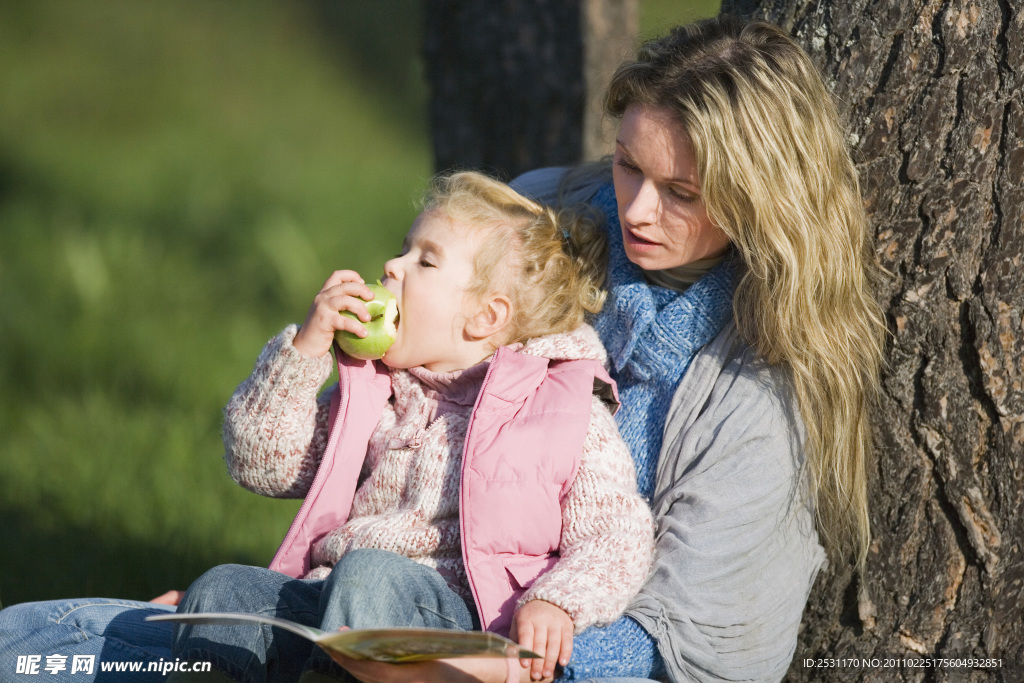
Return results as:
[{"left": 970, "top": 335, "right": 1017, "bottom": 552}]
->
[{"left": 223, "top": 324, "right": 654, "bottom": 631}]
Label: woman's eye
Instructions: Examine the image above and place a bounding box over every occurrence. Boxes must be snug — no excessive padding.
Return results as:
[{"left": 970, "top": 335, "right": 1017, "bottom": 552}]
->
[
  {"left": 419, "top": 259, "right": 434, "bottom": 268},
  {"left": 615, "top": 158, "right": 641, "bottom": 175},
  {"left": 668, "top": 186, "right": 698, "bottom": 203}
]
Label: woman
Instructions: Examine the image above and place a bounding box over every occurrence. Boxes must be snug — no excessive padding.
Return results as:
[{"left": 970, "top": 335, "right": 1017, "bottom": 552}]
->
[{"left": 0, "top": 15, "right": 885, "bottom": 683}]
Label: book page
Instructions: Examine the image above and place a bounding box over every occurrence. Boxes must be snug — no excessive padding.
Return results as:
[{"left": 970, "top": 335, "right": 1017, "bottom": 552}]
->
[{"left": 146, "top": 612, "right": 541, "bottom": 662}]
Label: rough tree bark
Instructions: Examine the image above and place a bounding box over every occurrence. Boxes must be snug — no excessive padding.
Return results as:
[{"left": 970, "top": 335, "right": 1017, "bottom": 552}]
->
[
  {"left": 423, "top": 0, "right": 636, "bottom": 178},
  {"left": 718, "top": 1, "right": 1024, "bottom": 680}
]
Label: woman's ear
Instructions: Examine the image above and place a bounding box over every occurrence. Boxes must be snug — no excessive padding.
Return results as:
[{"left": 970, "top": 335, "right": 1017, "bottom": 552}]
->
[{"left": 464, "top": 294, "right": 512, "bottom": 341}]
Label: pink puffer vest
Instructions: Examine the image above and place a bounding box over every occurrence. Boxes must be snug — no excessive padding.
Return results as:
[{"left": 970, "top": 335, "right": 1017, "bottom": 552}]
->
[{"left": 269, "top": 344, "right": 617, "bottom": 636}]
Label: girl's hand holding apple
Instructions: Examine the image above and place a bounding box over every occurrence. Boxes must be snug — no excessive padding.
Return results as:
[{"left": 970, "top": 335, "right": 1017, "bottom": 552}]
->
[{"left": 292, "top": 270, "right": 375, "bottom": 359}]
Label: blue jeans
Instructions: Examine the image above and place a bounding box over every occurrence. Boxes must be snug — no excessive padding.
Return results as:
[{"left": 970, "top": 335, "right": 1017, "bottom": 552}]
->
[
  {"left": 0, "top": 563, "right": 662, "bottom": 682},
  {"left": 173, "top": 549, "right": 477, "bottom": 682},
  {"left": 0, "top": 598, "right": 176, "bottom": 681}
]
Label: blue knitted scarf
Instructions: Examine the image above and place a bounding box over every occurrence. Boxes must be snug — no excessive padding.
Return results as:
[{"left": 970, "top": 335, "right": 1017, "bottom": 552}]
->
[
  {"left": 559, "top": 184, "right": 738, "bottom": 681},
  {"left": 590, "top": 183, "right": 737, "bottom": 499}
]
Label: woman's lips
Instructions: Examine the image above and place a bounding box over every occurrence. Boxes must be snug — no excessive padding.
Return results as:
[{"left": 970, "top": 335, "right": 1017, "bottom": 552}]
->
[{"left": 622, "top": 225, "right": 661, "bottom": 250}]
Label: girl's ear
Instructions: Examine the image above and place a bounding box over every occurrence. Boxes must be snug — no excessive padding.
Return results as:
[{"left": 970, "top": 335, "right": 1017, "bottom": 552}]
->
[{"left": 464, "top": 294, "right": 512, "bottom": 341}]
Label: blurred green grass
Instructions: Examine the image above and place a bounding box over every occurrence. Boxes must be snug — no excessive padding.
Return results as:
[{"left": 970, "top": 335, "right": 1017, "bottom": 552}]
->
[
  {"left": 0, "top": 0, "right": 718, "bottom": 605},
  {"left": 0, "top": 1, "right": 430, "bottom": 604}
]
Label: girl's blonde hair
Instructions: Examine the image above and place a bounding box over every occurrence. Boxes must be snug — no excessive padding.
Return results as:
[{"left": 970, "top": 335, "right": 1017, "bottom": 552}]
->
[
  {"left": 424, "top": 171, "right": 608, "bottom": 346},
  {"left": 605, "top": 17, "right": 887, "bottom": 569}
]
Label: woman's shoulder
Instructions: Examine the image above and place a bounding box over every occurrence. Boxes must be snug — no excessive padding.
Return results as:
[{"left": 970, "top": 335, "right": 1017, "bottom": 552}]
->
[
  {"left": 512, "top": 162, "right": 614, "bottom": 208},
  {"left": 657, "top": 322, "right": 806, "bottom": 492},
  {"left": 510, "top": 166, "right": 570, "bottom": 204},
  {"left": 684, "top": 322, "right": 799, "bottom": 425}
]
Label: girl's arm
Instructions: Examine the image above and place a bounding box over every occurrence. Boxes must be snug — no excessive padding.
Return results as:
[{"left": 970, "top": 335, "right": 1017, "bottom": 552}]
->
[
  {"left": 518, "top": 395, "right": 656, "bottom": 632},
  {"left": 223, "top": 324, "right": 334, "bottom": 498},
  {"left": 224, "top": 270, "right": 375, "bottom": 498}
]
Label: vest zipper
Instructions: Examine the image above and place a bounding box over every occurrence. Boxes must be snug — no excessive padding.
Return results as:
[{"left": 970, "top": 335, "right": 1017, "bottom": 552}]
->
[{"left": 458, "top": 346, "right": 506, "bottom": 630}]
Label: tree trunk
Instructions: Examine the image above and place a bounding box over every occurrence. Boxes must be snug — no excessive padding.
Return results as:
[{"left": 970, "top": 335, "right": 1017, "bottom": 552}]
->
[
  {"left": 581, "top": 0, "right": 639, "bottom": 160},
  {"left": 720, "top": 0, "right": 1024, "bottom": 679},
  {"left": 422, "top": 0, "right": 636, "bottom": 178}
]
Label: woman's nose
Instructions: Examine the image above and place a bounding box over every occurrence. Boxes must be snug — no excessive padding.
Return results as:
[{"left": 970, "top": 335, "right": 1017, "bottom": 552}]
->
[{"left": 622, "top": 180, "right": 660, "bottom": 226}]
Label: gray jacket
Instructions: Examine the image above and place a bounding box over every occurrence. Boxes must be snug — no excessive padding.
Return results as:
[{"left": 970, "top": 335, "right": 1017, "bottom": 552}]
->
[
  {"left": 515, "top": 168, "right": 826, "bottom": 682},
  {"left": 626, "top": 322, "right": 825, "bottom": 682}
]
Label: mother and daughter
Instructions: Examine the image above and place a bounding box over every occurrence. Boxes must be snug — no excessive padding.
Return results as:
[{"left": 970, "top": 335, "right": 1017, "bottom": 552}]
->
[{"left": 0, "top": 15, "right": 887, "bottom": 683}]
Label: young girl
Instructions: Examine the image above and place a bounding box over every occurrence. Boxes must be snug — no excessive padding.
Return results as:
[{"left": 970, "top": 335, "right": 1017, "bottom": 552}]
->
[{"left": 170, "top": 171, "right": 654, "bottom": 683}]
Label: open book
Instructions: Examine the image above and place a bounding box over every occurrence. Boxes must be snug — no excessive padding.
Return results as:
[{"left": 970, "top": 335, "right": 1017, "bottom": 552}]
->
[{"left": 146, "top": 612, "right": 541, "bottom": 663}]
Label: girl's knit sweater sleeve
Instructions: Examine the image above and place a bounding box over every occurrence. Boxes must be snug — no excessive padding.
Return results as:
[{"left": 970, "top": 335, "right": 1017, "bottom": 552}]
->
[
  {"left": 519, "top": 395, "right": 655, "bottom": 632},
  {"left": 222, "top": 324, "right": 335, "bottom": 498}
]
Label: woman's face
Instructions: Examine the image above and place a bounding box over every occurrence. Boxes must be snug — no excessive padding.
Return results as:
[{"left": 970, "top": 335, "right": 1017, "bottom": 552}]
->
[{"left": 612, "top": 104, "right": 731, "bottom": 271}]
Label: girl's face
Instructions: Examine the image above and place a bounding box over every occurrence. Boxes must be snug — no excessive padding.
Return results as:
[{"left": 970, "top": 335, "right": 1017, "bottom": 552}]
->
[
  {"left": 380, "top": 210, "right": 488, "bottom": 373},
  {"left": 612, "top": 104, "right": 731, "bottom": 271}
]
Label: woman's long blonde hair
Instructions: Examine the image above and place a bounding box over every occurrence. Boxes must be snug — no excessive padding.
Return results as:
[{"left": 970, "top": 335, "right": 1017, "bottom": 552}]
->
[
  {"left": 606, "top": 17, "right": 887, "bottom": 568},
  {"left": 424, "top": 171, "right": 608, "bottom": 346}
]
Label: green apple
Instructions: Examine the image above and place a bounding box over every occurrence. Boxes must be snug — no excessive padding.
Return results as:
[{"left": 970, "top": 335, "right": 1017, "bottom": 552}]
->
[{"left": 334, "top": 281, "right": 398, "bottom": 360}]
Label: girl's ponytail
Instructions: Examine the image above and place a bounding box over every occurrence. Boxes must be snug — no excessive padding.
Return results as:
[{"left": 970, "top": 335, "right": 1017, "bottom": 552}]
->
[{"left": 556, "top": 203, "right": 608, "bottom": 317}]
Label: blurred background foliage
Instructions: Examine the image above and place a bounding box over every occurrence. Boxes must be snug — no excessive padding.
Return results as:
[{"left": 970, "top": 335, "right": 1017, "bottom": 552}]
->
[{"left": 0, "top": 0, "right": 719, "bottom": 605}]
